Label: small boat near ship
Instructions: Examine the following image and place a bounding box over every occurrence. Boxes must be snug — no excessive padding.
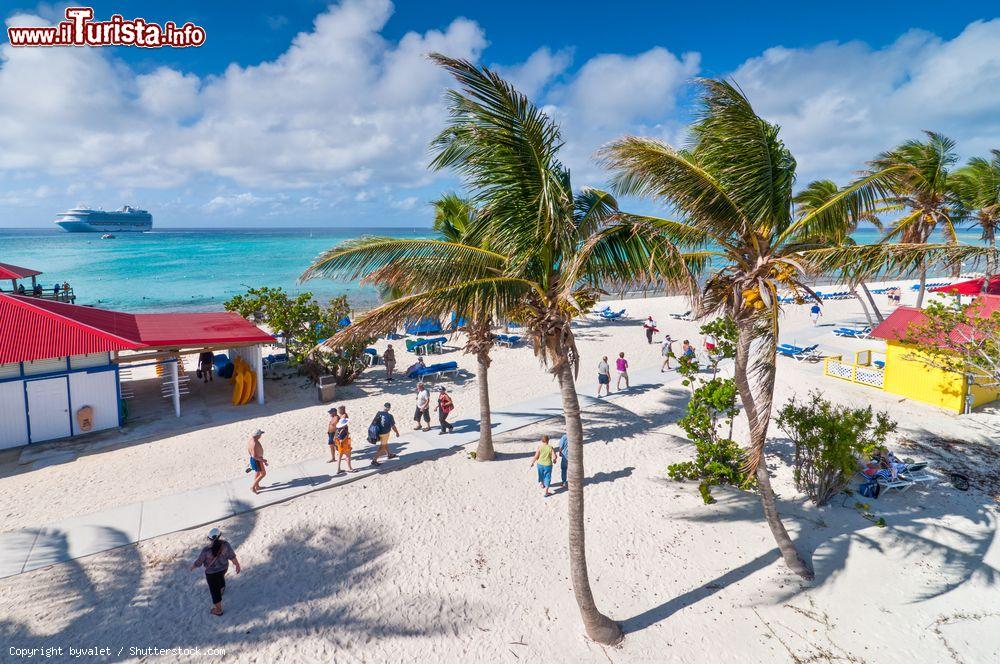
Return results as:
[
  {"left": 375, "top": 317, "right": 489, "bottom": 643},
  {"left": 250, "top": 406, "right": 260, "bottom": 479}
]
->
[{"left": 55, "top": 205, "right": 152, "bottom": 233}]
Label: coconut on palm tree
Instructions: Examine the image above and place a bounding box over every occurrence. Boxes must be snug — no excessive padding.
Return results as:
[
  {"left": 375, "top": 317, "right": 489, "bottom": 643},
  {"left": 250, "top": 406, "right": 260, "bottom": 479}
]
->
[
  {"left": 303, "top": 55, "right": 692, "bottom": 645},
  {"left": 951, "top": 151, "right": 1000, "bottom": 291},
  {"left": 870, "top": 131, "right": 966, "bottom": 306}
]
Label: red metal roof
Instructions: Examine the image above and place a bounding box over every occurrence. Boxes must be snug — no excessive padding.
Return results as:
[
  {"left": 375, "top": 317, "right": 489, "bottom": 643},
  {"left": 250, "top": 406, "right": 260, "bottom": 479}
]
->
[
  {"left": 0, "top": 295, "right": 141, "bottom": 364},
  {"left": 0, "top": 262, "right": 42, "bottom": 280},
  {"left": 870, "top": 295, "right": 1000, "bottom": 347},
  {"left": 0, "top": 294, "right": 273, "bottom": 364}
]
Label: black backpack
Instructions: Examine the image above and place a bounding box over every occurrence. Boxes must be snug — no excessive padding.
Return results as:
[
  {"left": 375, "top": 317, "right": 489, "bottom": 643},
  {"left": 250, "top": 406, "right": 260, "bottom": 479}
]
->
[{"left": 367, "top": 414, "right": 382, "bottom": 444}]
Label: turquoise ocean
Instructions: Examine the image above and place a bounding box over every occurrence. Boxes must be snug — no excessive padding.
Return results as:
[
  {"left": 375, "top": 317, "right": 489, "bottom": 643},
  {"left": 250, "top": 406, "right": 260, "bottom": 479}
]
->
[
  {"left": 0, "top": 226, "right": 984, "bottom": 313},
  {"left": 0, "top": 227, "right": 431, "bottom": 312}
]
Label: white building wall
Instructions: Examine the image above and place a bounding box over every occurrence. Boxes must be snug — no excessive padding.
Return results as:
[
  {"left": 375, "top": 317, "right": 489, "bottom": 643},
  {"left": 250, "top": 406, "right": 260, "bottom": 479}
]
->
[
  {"left": 22, "top": 357, "right": 67, "bottom": 376},
  {"left": 68, "top": 370, "right": 119, "bottom": 434},
  {"left": 69, "top": 352, "right": 110, "bottom": 369},
  {"left": 0, "top": 380, "right": 29, "bottom": 449}
]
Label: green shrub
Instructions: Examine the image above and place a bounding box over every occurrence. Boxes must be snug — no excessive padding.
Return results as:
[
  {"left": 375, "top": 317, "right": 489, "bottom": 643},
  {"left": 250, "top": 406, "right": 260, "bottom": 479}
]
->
[
  {"left": 667, "top": 376, "right": 752, "bottom": 503},
  {"left": 776, "top": 391, "right": 896, "bottom": 506},
  {"left": 224, "top": 287, "right": 372, "bottom": 385}
]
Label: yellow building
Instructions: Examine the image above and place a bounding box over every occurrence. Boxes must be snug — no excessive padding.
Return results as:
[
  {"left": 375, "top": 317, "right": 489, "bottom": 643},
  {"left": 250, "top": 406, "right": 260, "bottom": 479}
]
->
[{"left": 870, "top": 299, "right": 1000, "bottom": 414}]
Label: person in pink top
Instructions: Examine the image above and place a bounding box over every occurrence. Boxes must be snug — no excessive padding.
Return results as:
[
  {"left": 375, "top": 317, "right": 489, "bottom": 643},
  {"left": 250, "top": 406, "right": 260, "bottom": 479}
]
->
[{"left": 615, "top": 352, "right": 630, "bottom": 390}]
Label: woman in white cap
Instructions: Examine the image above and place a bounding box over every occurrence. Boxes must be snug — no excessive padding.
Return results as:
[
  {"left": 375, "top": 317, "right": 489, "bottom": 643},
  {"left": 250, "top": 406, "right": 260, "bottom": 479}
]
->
[{"left": 190, "top": 527, "right": 241, "bottom": 616}]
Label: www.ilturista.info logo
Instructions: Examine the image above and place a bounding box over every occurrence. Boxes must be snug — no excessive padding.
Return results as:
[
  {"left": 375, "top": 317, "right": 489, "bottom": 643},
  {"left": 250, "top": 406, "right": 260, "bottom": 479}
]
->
[{"left": 6, "top": 7, "right": 206, "bottom": 48}]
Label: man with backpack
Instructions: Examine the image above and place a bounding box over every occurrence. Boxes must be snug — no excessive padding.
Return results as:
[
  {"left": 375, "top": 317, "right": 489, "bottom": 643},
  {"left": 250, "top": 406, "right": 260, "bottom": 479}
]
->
[{"left": 368, "top": 402, "right": 400, "bottom": 466}]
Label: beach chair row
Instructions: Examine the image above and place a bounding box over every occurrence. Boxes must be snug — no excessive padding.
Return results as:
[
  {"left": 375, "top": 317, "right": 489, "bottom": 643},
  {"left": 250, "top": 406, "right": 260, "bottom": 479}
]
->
[
  {"left": 405, "top": 336, "right": 447, "bottom": 355},
  {"left": 494, "top": 333, "right": 522, "bottom": 347}
]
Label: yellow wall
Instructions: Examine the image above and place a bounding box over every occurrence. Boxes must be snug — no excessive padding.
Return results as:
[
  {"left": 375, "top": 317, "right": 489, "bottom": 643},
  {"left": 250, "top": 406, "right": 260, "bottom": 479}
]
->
[{"left": 883, "top": 342, "right": 1000, "bottom": 413}]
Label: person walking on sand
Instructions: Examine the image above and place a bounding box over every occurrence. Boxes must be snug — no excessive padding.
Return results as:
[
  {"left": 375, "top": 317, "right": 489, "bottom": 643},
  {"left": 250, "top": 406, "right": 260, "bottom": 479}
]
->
[
  {"left": 413, "top": 382, "right": 431, "bottom": 431},
  {"left": 810, "top": 302, "right": 823, "bottom": 326},
  {"left": 556, "top": 433, "right": 569, "bottom": 489},
  {"left": 247, "top": 429, "right": 267, "bottom": 494},
  {"left": 530, "top": 435, "right": 555, "bottom": 497},
  {"left": 435, "top": 386, "right": 455, "bottom": 434},
  {"left": 371, "top": 402, "right": 400, "bottom": 466},
  {"left": 325, "top": 407, "right": 340, "bottom": 462},
  {"left": 334, "top": 405, "right": 355, "bottom": 474},
  {"left": 643, "top": 315, "right": 658, "bottom": 344},
  {"left": 190, "top": 527, "right": 241, "bottom": 616},
  {"left": 383, "top": 344, "right": 396, "bottom": 382},
  {"left": 597, "top": 356, "right": 611, "bottom": 397},
  {"left": 616, "top": 352, "right": 630, "bottom": 390},
  {"left": 661, "top": 334, "right": 675, "bottom": 372},
  {"left": 681, "top": 339, "right": 696, "bottom": 360}
]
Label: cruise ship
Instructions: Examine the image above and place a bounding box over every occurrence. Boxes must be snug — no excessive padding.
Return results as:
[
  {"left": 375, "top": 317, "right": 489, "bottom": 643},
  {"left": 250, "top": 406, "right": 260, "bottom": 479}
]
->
[{"left": 54, "top": 206, "right": 153, "bottom": 232}]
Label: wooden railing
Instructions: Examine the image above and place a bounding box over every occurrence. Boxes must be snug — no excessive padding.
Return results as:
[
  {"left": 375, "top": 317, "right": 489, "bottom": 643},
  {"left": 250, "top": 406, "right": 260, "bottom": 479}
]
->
[{"left": 823, "top": 350, "right": 885, "bottom": 389}]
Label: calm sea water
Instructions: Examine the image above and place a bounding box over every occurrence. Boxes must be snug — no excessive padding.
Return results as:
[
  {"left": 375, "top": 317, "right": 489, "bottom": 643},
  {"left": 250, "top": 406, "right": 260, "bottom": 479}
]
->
[
  {"left": 0, "top": 226, "right": 983, "bottom": 313},
  {"left": 0, "top": 227, "right": 431, "bottom": 312}
]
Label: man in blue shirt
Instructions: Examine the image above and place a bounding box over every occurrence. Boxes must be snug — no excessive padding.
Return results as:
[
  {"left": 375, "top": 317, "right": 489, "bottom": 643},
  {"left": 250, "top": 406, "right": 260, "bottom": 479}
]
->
[
  {"left": 556, "top": 434, "right": 570, "bottom": 488},
  {"left": 810, "top": 302, "right": 823, "bottom": 326},
  {"left": 371, "top": 402, "right": 400, "bottom": 466}
]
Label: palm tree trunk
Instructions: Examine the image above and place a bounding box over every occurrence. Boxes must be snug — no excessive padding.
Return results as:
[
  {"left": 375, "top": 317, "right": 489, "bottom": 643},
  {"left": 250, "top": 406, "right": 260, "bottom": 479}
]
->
[
  {"left": 733, "top": 321, "right": 814, "bottom": 580},
  {"left": 852, "top": 289, "right": 873, "bottom": 328},
  {"left": 475, "top": 353, "right": 495, "bottom": 460},
  {"left": 557, "top": 362, "right": 623, "bottom": 645},
  {"left": 983, "top": 231, "right": 996, "bottom": 295},
  {"left": 860, "top": 282, "right": 883, "bottom": 323},
  {"left": 915, "top": 266, "right": 928, "bottom": 308}
]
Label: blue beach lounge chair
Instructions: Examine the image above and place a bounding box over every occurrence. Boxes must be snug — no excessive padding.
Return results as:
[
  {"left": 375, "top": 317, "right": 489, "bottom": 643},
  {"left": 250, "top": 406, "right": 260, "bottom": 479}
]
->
[{"left": 776, "top": 343, "right": 821, "bottom": 362}]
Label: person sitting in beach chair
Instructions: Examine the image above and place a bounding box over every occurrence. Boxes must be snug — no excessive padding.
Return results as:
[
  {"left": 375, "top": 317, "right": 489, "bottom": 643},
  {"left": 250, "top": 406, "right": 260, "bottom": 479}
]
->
[{"left": 405, "top": 357, "right": 426, "bottom": 378}]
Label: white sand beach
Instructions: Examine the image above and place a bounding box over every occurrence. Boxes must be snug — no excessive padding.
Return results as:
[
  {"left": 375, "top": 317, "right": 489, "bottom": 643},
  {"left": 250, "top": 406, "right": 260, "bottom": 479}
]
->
[{"left": 1, "top": 281, "right": 998, "bottom": 663}]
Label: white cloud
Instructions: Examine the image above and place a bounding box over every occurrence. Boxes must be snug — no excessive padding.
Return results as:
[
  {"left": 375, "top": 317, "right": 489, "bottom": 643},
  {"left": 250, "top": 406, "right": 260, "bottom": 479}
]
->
[
  {"left": 497, "top": 47, "right": 573, "bottom": 98},
  {"left": 4, "top": 1, "right": 998, "bottom": 227},
  {"left": 731, "top": 20, "right": 1000, "bottom": 181},
  {"left": 0, "top": 0, "right": 488, "bottom": 193}
]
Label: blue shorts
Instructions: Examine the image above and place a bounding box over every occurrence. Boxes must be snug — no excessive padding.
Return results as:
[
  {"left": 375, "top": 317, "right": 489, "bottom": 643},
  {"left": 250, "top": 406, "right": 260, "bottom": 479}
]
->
[
  {"left": 249, "top": 456, "right": 260, "bottom": 473},
  {"left": 327, "top": 432, "right": 335, "bottom": 446},
  {"left": 598, "top": 374, "right": 610, "bottom": 385},
  {"left": 537, "top": 464, "right": 552, "bottom": 487}
]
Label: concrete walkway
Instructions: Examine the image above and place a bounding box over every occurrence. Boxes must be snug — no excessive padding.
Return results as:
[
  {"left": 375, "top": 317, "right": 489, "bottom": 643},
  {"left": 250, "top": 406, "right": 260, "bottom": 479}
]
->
[{"left": 0, "top": 366, "right": 674, "bottom": 579}]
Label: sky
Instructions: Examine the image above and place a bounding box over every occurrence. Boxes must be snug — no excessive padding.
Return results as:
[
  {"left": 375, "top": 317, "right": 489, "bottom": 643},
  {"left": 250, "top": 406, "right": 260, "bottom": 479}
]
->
[{"left": 1, "top": 0, "right": 999, "bottom": 228}]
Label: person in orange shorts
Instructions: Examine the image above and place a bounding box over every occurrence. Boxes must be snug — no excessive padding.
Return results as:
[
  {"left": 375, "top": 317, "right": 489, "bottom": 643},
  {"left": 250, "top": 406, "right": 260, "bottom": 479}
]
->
[{"left": 334, "top": 405, "right": 355, "bottom": 475}]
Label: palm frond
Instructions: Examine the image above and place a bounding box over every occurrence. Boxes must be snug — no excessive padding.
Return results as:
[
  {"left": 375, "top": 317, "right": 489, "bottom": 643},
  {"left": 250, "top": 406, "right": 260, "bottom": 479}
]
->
[
  {"left": 324, "top": 277, "right": 540, "bottom": 347},
  {"left": 300, "top": 237, "right": 506, "bottom": 284},
  {"left": 799, "top": 242, "right": 997, "bottom": 283},
  {"left": 599, "top": 136, "right": 746, "bottom": 248},
  {"left": 691, "top": 79, "right": 796, "bottom": 235},
  {"left": 780, "top": 168, "right": 901, "bottom": 245}
]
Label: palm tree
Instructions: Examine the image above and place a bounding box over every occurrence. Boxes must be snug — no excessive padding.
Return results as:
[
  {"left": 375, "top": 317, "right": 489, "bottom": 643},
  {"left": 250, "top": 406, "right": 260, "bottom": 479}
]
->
[
  {"left": 303, "top": 55, "right": 683, "bottom": 644},
  {"left": 432, "top": 193, "right": 499, "bottom": 461},
  {"left": 951, "top": 151, "right": 1000, "bottom": 292},
  {"left": 870, "top": 132, "right": 964, "bottom": 307},
  {"left": 793, "top": 179, "right": 884, "bottom": 326},
  {"left": 598, "top": 80, "right": 927, "bottom": 580}
]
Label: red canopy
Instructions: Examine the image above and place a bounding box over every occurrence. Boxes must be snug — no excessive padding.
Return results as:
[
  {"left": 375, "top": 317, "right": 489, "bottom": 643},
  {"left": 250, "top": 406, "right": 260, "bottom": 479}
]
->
[
  {"left": 930, "top": 276, "right": 1000, "bottom": 296},
  {"left": 0, "top": 262, "right": 41, "bottom": 281},
  {"left": 0, "top": 294, "right": 274, "bottom": 364},
  {"left": 870, "top": 295, "right": 1000, "bottom": 348}
]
